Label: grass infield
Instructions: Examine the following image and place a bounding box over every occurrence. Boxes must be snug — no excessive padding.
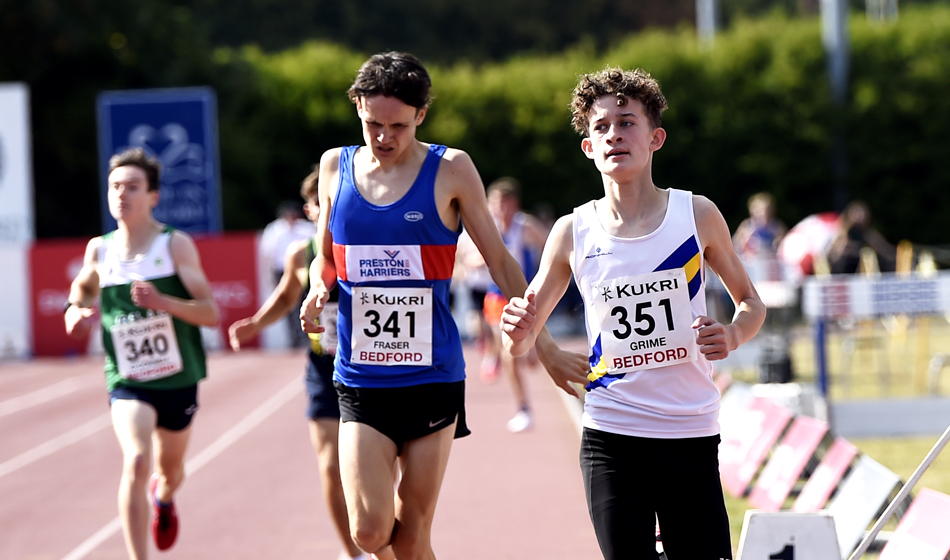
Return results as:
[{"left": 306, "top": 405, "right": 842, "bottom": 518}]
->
[{"left": 724, "top": 315, "right": 950, "bottom": 558}]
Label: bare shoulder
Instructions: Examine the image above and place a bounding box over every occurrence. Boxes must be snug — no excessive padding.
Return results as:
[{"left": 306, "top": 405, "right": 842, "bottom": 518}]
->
[
  {"left": 437, "top": 148, "right": 479, "bottom": 185},
  {"left": 691, "top": 194, "right": 729, "bottom": 232},
  {"left": 318, "top": 148, "right": 344, "bottom": 202},
  {"left": 546, "top": 214, "right": 576, "bottom": 257},
  {"left": 440, "top": 146, "right": 474, "bottom": 166},
  {"left": 690, "top": 193, "right": 736, "bottom": 260},
  {"left": 84, "top": 236, "right": 103, "bottom": 260},
  {"left": 289, "top": 237, "right": 311, "bottom": 256},
  {"left": 288, "top": 238, "right": 310, "bottom": 267},
  {"left": 551, "top": 213, "right": 575, "bottom": 238},
  {"left": 319, "top": 147, "right": 343, "bottom": 171},
  {"left": 168, "top": 229, "right": 202, "bottom": 264},
  {"left": 691, "top": 193, "right": 722, "bottom": 219},
  {"left": 435, "top": 146, "right": 484, "bottom": 206},
  {"left": 76, "top": 236, "right": 104, "bottom": 275}
]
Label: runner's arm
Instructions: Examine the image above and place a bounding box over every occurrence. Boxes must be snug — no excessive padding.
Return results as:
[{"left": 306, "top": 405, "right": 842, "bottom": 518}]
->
[
  {"left": 502, "top": 216, "right": 590, "bottom": 395},
  {"left": 694, "top": 195, "right": 766, "bottom": 360},
  {"left": 64, "top": 237, "right": 102, "bottom": 339},
  {"left": 132, "top": 230, "right": 220, "bottom": 327},
  {"left": 501, "top": 216, "right": 573, "bottom": 354},
  {"left": 448, "top": 150, "right": 528, "bottom": 301},
  {"left": 229, "top": 240, "right": 308, "bottom": 349},
  {"left": 301, "top": 149, "right": 341, "bottom": 333}
]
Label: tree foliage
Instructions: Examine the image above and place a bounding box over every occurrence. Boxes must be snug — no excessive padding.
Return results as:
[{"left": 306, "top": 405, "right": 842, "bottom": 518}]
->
[
  {"left": 3, "top": 1, "right": 950, "bottom": 246},
  {"left": 234, "top": 6, "right": 950, "bottom": 245}
]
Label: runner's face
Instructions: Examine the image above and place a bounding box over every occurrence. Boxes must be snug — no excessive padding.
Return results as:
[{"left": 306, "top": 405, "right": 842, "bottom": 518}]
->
[
  {"left": 107, "top": 165, "right": 157, "bottom": 223},
  {"left": 581, "top": 96, "right": 664, "bottom": 179},
  {"left": 303, "top": 196, "right": 320, "bottom": 223},
  {"left": 487, "top": 190, "right": 517, "bottom": 225},
  {"left": 356, "top": 95, "right": 427, "bottom": 162}
]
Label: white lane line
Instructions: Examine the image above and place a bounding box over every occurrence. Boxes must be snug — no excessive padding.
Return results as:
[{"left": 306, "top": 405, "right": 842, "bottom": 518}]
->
[
  {"left": 0, "top": 377, "right": 96, "bottom": 419},
  {"left": 0, "top": 414, "right": 112, "bottom": 478},
  {"left": 59, "top": 377, "right": 303, "bottom": 560}
]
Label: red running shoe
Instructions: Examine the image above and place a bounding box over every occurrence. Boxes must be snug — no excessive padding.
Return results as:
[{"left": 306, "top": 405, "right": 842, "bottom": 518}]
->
[{"left": 149, "top": 474, "right": 179, "bottom": 551}]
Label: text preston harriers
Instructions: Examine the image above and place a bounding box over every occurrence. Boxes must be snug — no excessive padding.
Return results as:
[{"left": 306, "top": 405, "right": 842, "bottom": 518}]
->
[{"left": 359, "top": 257, "right": 412, "bottom": 277}]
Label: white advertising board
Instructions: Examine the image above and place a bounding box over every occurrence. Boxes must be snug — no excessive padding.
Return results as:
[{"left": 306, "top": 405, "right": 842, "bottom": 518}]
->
[
  {"left": 0, "top": 244, "right": 30, "bottom": 359},
  {"left": 0, "top": 82, "right": 34, "bottom": 244},
  {"left": 0, "top": 83, "right": 34, "bottom": 358}
]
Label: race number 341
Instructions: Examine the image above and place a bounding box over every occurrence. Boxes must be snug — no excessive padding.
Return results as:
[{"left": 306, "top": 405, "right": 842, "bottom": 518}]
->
[{"left": 350, "top": 286, "right": 433, "bottom": 366}]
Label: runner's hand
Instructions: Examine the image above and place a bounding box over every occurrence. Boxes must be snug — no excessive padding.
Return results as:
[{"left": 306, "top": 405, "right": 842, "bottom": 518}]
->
[
  {"left": 228, "top": 318, "right": 258, "bottom": 351},
  {"left": 130, "top": 280, "right": 166, "bottom": 311},
  {"left": 64, "top": 305, "right": 97, "bottom": 340},
  {"left": 299, "top": 289, "right": 327, "bottom": 334},
  {"left": 536, "top": 342, "right": 589, "bottom": 398},
  {"left": 500, "top": 290, "right": 537, "bottom": 342},
  {"left": 693, "top": 315, "right": 731, "bottom": 361}
]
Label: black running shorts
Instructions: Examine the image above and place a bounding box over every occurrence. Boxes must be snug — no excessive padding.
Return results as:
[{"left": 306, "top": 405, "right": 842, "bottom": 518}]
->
[
  {"left": 109, "top": 384, "right": 199, "bottom": 431},
  {"left": 334, "top": 380, "right": 470, "bottom": 454}
]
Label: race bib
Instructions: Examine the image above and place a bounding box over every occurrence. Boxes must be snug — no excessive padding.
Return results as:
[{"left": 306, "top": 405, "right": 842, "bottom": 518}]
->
[
  {"left": 591, "top": 268, "right": 697, "bottom": 374},
  {"left": 110, "top": 312, "right": 183, "bottom": 381},
  {"left": 310, "top": 301, "right": 340, "bottom": 355},
  {"left": 351, "top": 287, "right": 433, "bottom": 366}
]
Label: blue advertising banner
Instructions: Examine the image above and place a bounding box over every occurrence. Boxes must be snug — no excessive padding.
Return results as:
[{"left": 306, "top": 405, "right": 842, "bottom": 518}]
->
[{"left": 96, "top": 87, "right": 222, "bottom": 234}]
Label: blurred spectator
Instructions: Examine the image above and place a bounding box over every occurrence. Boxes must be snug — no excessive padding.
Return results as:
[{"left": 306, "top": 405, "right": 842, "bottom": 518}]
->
[
  {"left": 826, "top": 200, "right": 896, "bottom": 274},
  {"left": 776, "top": 211, "right": 840, "bottom": 281},
  {"left": 733, "top": 192, "right": 787, "bottom": 258},
  {"left": 259, "top": 200, "right": 315, "bottom": 347},
  {"left": 482, "top": 177, "right": 549, "bottom": 433}
]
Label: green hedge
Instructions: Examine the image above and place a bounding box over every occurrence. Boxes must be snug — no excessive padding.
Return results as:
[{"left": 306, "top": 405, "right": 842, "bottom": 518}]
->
[{"left": 227, "top": 6, "right": 950, "bottom": 245}]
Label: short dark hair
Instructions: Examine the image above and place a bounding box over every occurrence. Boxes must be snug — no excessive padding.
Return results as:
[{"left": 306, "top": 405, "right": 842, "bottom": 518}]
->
[
  {"left": 300, "top": 165, "right": 319, "bottom": 200},
  {"left": 347, "top": 52, "right": 432, "bottom": 109},
  {"left": 486, "top": 176, "right": 522, "bottom": 200},
  {"left": 570, "top": 67, "right": 668, "bottom": 135},
  {"left": 108, "top": 148, "right": 161, "bottom": 191},
  {"left": 277, "top": 200, "right": 303, "bottom": 219}
]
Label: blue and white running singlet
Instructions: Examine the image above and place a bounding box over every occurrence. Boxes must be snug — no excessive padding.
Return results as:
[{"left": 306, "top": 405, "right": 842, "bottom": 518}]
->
[{"left": 329, "top": 144, "right": 464, "bottom": 388}]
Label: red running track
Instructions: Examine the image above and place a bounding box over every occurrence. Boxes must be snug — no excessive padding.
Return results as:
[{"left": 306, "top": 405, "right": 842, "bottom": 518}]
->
[{"left": 0, "top": 341, "right": 601, "bottom": 560}]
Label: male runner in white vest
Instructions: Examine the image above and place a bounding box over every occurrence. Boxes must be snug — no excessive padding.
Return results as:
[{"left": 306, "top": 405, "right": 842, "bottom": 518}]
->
[{"left": 500, "top": 67, "right": 766, "bottom": 560}]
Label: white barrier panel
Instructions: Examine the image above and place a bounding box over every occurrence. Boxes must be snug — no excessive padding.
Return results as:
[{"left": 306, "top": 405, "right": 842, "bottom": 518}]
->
[
  {"left": 0, "top": 243, "right": 30, "bottom": 359},
  {"left": 831, "top": 397, "right": 950, "bottom": 438},
  {"left": 803, "top": 272, "right": 950, "bottom": 320},
  {"left": 736, "top": 511, "right": 841, "bottom": 560},
  {"left": 0, "top": 82, "right": 34, "bottom": 244},
  {"left": 827, "top": 455, "right": 901, "bottom": 558}
]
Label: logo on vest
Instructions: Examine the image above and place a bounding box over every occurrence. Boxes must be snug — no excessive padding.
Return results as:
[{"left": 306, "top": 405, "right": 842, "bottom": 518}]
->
[
  {"left": 404, "top": 211, "right": 424, "bottom": 222},
  {"left": 585, "top": 246, "right": 613, "bottom": 259}
]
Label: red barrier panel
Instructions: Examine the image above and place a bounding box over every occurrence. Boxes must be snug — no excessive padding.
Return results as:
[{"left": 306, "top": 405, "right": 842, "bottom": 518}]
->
[
  {"left": 30, "top": 232, "right": 260, "bottom": 357},
  {"left": 793, "top": 437, "right": 859, "bottom": 513},
  {"left": 193, "top": 232, "right": 259, "bottom": 350},
  {"left": 29, "top": 238, "right": 90, "bottom": 357},
  {"left": 720, "top": 397, "right": 794, "bottom": 498},
  {"left": 747, "top": 415, "right": 829, "bottom": 511}
]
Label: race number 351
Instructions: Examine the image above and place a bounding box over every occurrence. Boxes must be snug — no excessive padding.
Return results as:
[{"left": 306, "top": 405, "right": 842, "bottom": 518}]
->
[{"left": 592, "top": 268, "right": 697, "bottom": 373}]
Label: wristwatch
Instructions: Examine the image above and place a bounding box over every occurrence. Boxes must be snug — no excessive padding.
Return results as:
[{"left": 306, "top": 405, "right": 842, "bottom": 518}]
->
[{"left": 63, "top": 301, "right": 83, "bottom": 314}]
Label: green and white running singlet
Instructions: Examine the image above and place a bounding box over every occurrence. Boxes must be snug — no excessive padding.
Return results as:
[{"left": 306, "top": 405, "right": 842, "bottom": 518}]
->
[{"left": 98, "top": 226, "right": 207, "bottom": 391}]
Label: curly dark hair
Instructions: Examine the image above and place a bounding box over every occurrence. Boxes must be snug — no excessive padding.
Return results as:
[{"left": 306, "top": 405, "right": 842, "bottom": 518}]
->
[
  {"left": 570, "top": 67, "right": 668, "bottom": 135},
  {"left": 347, "top": 52, "right": 432, "bottom": 109}
]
